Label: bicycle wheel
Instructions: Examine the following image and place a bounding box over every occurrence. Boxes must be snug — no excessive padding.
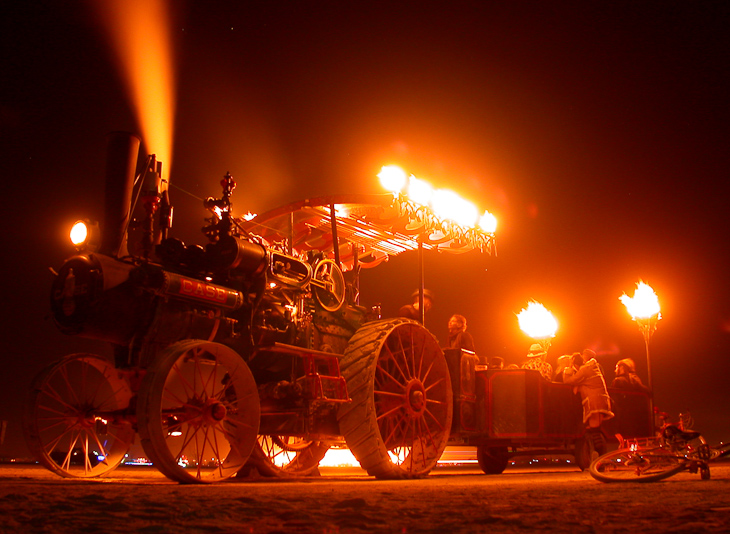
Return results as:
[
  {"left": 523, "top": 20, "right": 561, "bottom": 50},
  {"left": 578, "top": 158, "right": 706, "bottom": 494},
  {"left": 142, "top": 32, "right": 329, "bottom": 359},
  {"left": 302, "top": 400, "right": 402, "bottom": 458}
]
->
[{"left": 590, "top": 448, "right": 687, "bottom": 483}]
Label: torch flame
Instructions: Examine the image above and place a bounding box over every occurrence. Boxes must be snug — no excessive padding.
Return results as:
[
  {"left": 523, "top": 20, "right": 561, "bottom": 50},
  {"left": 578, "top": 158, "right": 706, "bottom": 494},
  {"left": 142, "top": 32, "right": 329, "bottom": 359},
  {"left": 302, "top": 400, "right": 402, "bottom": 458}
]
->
[
  {"left": 432, "top": 189, "right": 478, "bottom": 228},
  {"left": 479, "top": 210, "right": 498, "bottom": 233},
  {"left": 94, "top": 0, "right": 175, "bottom": 184},
  {"left": 517, "top": 301, "right": 558, "bottom": 340},
  {"left": 407, "top": 175, "right": 433, "bottom": 206},
  {"left": 620, "top": 281, "right": 661, "bottom": 320},
  {"left": 378, "top": 165, "right": 407, "bottom": 194}
]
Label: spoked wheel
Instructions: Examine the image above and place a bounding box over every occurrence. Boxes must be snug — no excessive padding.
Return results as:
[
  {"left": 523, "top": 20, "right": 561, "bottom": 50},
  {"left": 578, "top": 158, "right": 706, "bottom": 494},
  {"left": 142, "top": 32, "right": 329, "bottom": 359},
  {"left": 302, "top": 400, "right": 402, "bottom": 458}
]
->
[
  {"left": 137, "top": 340, "right": 260, "bottom": 483},
  {"left": 244, "top": 435, "right": 329, "bottom": 477},
  {"left": 338, "top": 318, "right": 453, "bottom": 479},
  {"left": 590, "top": 448, "right": 687, "bottom": 483},
  {"left": 477, "top": 445, "right": 509, "bottom": 474},
  {"left": 23, "top": 354, "right": 135, "bottom": 478}
]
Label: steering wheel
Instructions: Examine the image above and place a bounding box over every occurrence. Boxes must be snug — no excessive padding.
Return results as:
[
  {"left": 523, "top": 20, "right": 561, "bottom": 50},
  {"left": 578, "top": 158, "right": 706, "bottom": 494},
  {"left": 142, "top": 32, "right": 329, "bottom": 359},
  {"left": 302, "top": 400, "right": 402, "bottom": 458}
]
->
[{"left": 312, "top": 259, "right": 346, "bottom": 312}]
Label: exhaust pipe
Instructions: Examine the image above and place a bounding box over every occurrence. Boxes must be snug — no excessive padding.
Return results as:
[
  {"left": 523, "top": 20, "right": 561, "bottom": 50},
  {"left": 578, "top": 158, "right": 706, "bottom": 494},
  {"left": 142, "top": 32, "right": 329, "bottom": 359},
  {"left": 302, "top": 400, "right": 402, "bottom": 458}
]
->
[{"left": 100, "top": 132, "right": 140, "bottom": 258}]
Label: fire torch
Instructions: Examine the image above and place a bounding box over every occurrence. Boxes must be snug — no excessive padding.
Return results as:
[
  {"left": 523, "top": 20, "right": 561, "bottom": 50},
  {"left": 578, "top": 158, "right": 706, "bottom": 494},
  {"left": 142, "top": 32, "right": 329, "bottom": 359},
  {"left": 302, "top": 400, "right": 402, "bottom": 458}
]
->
[
  {"left": 619, "top": 281, "right": 661, "bottom": 396},
  {"left": 517, "top": 301, "right": 558, "bottom": 355}
]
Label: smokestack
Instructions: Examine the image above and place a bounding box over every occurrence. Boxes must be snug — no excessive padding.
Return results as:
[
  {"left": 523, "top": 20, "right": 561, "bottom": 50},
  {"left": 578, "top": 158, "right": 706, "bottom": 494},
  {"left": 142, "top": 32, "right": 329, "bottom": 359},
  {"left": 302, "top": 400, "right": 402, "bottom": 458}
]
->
[{"left": 100, "top": 132, "right": 140, "bottom": 257}]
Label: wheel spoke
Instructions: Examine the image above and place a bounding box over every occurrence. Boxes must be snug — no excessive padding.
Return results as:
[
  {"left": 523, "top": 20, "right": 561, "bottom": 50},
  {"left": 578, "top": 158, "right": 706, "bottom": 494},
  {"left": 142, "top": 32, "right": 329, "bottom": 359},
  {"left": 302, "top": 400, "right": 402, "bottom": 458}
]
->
[
  {"left": 138, "top": 341, "right": 259, "bottom": 483},
  {"left": 396, "top": 333, "right": 412, "bottom": 379},
  {"left": 376, "top": 403, "right": 405, "bottom": 422},
  {"left": 374, "top": 364, "right": 407, "bottom": 391},
  {"left": 423, "top": 405, "right": 446, "bottom": 433},
  {"left": 374, "top": 390, "right": 406, "bottom": 398},
  {"left": 423, "top": 376, "right": 446, "bottom": 393},
  {"left": 409, "top": 328, "right": 419, "bottom": 382},
  {"left": 381, "top": 343, "right": 409, "bottom": 384},
  {"left": 25, "top": 354, "right": 134, "bottom": 479}
]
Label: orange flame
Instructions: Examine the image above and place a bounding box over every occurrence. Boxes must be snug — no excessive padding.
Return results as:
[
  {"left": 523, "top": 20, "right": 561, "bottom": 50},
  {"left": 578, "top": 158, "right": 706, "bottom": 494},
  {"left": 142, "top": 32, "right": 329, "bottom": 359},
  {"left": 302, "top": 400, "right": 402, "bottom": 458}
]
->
[
  {"left": 94, "top": 0, "right": 175, "bottom": 186},
  {"left": 620, "top": 281, "right": 661, "bottom": 319},
  {"left": 517, "top": 301, "right": 558, "bottom": 340}
]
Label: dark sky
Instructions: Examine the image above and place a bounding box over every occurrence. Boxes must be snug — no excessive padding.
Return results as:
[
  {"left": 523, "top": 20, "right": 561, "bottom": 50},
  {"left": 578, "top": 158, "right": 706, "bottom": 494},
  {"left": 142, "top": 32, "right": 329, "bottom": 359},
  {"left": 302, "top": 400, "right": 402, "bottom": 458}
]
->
[{"left": 2, "top": 1, "right": 729, "bottom": 456}]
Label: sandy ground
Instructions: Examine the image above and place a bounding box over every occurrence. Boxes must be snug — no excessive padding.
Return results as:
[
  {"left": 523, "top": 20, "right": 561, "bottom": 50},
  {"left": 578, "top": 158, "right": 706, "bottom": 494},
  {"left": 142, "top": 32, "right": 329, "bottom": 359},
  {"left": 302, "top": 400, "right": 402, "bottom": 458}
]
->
[{"left": 2, "top": 463, "right": 730, "bottom": 533}]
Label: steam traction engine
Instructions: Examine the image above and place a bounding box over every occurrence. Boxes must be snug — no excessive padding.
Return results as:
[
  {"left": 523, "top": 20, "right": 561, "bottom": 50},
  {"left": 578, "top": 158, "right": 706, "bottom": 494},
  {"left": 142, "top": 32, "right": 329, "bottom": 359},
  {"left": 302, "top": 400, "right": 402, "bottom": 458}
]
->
[{"left": 26, "top": 132, "right": 497, "bottom": 483}]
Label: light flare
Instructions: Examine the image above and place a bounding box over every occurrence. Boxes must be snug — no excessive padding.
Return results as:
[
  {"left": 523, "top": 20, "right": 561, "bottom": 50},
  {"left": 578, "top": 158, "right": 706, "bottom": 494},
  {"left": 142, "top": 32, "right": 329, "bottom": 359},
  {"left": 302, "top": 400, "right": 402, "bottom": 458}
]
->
[
  {"left": 70, "top": 221, "right": 88, "bottom": 246},
  {"left": 94, "top": 0, "right": 176, "bottom": 181},
  {"left": 407, "top": 176, "right": 433, "bottom": 206},
  {"left": 517, "top": 301, "right": 558, "bottom": 340},
  {"left": 378, "top": 165, "right": 407, "bottom": 194},
  {"left": 479, "top": 210, "right": 498, "bottom": 233},
  {"left": 432, "top": 189, "right": 478, "bottom": 228},
  {"left": 620, "top": 281, "right": 661, "bottom": 319},
  {"left": 319, "top": 448, "right": 359, "bottom": 467}
]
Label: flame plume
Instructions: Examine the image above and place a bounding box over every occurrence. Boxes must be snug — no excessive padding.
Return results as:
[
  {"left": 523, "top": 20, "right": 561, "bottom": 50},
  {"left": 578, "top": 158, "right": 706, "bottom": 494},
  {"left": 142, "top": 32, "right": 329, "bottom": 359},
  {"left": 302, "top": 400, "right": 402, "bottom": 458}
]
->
[
  {"left": 619, "top": 281, "right": 661, "bottom": 320},
  {"left": 517, "top": 301, "right": 558, "bottom": 340},
  {"left": 94, "top": 0, "right": 176, "bottom": 183}
]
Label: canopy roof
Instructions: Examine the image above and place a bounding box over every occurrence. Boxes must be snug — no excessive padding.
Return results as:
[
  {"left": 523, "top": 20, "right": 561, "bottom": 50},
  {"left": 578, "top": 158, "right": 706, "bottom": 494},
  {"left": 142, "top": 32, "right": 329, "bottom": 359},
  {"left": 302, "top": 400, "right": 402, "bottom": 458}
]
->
[{"left": 240, "top": 193, "right": 495, "bottom": 270}]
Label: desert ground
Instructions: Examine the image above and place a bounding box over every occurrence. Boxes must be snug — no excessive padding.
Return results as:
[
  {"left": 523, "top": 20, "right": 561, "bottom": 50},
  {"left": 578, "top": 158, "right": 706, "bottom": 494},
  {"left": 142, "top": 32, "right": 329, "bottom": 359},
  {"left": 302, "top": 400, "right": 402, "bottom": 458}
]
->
[{"left": 2, "top": 462, "right": 730, "bottom": 534}]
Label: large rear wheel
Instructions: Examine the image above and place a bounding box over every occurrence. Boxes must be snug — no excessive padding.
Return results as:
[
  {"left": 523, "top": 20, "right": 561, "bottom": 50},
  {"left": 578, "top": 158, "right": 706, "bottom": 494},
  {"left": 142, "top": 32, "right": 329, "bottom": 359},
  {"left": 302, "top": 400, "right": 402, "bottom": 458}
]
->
[
  {"left": 590, "top": 448, "right": 686, "bottom": 483},
  {"left": 23, "top": 354, "right": 134, "bottom": 478},
  {"left": 137, "top": 340, "right": 260, "bottom": 483},
  {"left": 338, "top": 319, "right": 452, "bottom": 478}
]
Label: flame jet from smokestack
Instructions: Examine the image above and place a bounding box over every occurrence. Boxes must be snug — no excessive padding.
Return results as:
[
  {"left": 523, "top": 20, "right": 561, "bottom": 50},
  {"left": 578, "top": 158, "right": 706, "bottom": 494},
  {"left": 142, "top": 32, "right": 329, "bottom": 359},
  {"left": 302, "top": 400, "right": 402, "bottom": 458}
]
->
[{"left": 93, "top": 0, "right": 176, "bottom": 186}]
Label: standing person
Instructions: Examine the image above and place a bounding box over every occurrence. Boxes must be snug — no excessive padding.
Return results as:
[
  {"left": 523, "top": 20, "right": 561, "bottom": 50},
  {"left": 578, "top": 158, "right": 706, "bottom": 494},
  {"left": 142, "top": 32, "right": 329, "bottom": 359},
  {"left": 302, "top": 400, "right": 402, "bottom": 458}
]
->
[
  {"left": 563, "top": 349, "right": 614, "bottom": 455},
  {"left": 553, "top": 354, "right": 574, "bottom": 382},
  {"left": 612, "top": 358, "right": 650, "bottom": 393},
  {"left": 447, "top": 314, "right": 476, "bottom": 353},
  {"left": 398, "top": 289, "right": 434, "bottom": 323},
  {"left": 521, "top": 343, "right": 553, "bottom": 381}
]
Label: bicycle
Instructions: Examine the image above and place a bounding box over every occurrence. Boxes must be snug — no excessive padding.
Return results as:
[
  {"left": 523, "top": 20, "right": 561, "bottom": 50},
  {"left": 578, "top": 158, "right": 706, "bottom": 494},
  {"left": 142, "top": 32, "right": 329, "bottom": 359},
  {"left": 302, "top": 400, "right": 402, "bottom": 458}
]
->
[{"left": 589, "top": 412, "right": 730, "bottom": 483}]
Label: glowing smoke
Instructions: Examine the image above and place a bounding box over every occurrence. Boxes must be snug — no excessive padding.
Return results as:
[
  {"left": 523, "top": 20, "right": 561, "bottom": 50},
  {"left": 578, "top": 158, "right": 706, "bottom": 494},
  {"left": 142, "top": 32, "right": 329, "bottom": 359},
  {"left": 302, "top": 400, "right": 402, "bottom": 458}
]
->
[{"left": 94, "top": 0, "right": 175, "bottom": 186}]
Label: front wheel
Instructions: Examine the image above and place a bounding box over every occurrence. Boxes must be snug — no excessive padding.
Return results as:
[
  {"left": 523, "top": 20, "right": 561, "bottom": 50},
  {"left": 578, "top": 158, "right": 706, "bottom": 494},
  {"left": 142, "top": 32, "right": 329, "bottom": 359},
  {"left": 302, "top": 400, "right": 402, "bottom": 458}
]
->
[
  {"left": 23, "top": 354, "right": 135, "bottom": 478},
  {"left": 338, "top": 319, "right": 453, "bottom": 479},
  {"left": 137, "top": 340, "right": 260, "bottom": 483},
  {"left": 590, "top": 448, "right": 687, "bottom": 483}
]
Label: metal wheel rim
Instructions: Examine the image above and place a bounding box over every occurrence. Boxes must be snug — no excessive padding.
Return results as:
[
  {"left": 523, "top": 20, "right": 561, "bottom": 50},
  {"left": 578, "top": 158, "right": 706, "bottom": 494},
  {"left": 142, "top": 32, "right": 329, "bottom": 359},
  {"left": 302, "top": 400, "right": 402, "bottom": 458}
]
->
[
  {"left": 590, "top": 448, "right": 686, "bottom": 482},
  {"left": 373, "top": 323, "right": 451, "bottom": 475},
  {"left": 24, "top": 354, "right": 134, "bottom": 478},
  {"left": 138, "top": 340, "right": 260, "bottom": 483}
]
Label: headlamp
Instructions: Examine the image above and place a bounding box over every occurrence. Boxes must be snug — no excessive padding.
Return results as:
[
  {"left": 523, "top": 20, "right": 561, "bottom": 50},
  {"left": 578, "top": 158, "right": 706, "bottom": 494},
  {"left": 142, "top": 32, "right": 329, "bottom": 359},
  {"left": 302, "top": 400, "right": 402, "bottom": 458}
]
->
[{"left": 70, "top": 220, "right": 101, "bottom": 251}]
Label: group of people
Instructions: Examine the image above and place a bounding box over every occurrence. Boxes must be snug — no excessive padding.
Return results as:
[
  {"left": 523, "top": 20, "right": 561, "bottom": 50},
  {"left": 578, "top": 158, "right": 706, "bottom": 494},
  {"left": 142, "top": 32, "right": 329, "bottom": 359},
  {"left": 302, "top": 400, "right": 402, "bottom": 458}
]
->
[
  {"left": 398, "top": 289, "right": 649, "bottom": 455},
  {"left": 520, "top": 344, "right": 650, "bottom": 454}
]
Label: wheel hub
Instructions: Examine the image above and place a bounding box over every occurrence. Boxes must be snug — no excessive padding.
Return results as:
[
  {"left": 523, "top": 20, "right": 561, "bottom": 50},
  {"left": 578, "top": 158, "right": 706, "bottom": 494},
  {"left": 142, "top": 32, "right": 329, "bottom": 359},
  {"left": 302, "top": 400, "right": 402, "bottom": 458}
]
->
[
  {"left": 206, "top": 400, "right": 227, "bottom": 423},
  {"left": 405, "top": 380, "right": 426, "bottom": 417}
]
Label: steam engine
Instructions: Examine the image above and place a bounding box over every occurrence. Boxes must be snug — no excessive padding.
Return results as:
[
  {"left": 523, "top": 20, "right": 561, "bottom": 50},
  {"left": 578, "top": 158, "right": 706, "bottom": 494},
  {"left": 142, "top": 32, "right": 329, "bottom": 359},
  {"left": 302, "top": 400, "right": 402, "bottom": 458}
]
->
[{"left": 50, "top": 132, "right": 361, "bottom": 439}]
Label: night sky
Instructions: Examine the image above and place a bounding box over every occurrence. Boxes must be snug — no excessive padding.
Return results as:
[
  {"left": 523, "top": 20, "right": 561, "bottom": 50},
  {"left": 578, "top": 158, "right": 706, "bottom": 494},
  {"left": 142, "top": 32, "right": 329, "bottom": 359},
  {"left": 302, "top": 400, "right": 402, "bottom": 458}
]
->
[{"left": 2, "top": 1, "right": 729, "bottom": 457}]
